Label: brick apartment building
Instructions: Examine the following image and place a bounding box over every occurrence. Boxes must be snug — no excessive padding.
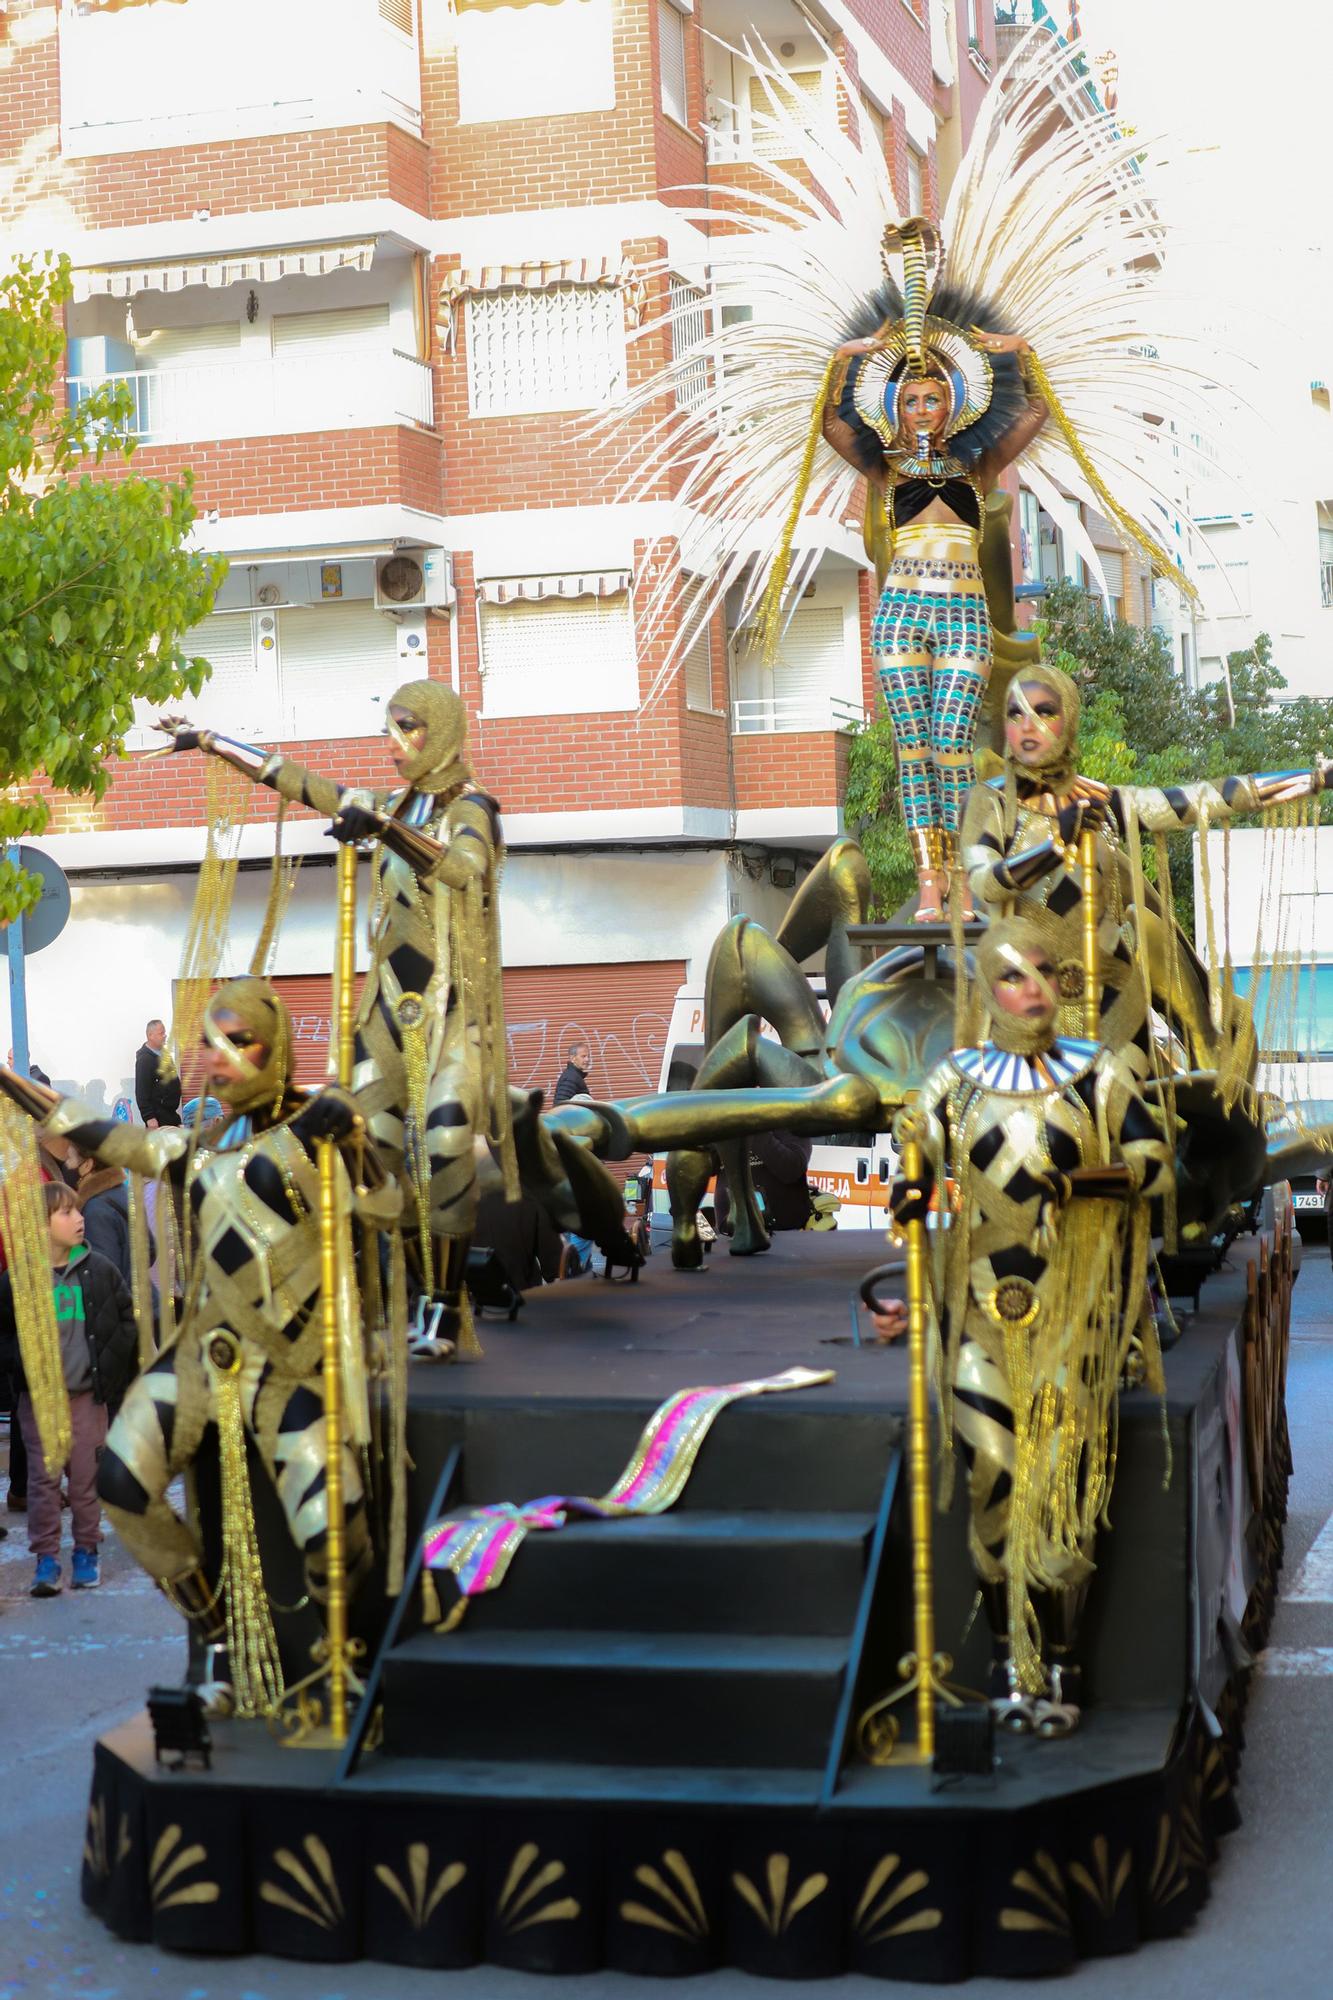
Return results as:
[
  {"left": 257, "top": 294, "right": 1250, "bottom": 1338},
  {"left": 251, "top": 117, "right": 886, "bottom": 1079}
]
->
[{"left": 1, "top": 0, "right": 1135, "bottom": 1105}]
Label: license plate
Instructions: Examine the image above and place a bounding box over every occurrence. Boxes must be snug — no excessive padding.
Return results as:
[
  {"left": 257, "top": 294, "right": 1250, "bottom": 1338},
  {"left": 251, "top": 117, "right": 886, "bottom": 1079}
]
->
[{"left": 1293, "top": 1191, "right": 1324, "bottom": 1210}]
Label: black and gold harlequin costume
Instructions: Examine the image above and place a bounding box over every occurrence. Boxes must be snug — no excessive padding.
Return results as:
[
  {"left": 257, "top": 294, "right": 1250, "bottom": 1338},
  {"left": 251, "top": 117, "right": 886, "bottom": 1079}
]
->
[
  {"left": 169, "top": 682, "right": 516, "bottom": 1353},
  {"left": 898, "top": 919, "right": 1171, "bottom": 1730},
  {"left": 961, "top": 663, "right": 1331, "bottom": 1074},
  {"left": 0, "top": 980, "right": 387, "bottom": 1716}
]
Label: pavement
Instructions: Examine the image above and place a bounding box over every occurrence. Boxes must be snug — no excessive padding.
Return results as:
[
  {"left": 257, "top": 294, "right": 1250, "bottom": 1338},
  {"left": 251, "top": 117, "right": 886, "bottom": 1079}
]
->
[{"left": 3, "top": 1249, "right": 1333, "bottom": 2000}]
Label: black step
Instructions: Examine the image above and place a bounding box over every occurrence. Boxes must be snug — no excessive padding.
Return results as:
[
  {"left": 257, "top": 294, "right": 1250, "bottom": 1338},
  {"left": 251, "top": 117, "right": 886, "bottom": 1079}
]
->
[
  {"left": 462, "top": 1511, "right": 873, "bottom": 1636},
  {"left": 381, "top": 1628, "right": 850, "bottom": 1770},
  {"left": 452, "top": 1404, "right": 898, "bottom": 1516}
]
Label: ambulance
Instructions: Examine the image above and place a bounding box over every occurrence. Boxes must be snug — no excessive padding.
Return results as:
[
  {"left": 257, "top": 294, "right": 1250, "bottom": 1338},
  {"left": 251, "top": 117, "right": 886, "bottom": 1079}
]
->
[{"left": 652, "top": 978, "right": 898, "bottom": 1232}]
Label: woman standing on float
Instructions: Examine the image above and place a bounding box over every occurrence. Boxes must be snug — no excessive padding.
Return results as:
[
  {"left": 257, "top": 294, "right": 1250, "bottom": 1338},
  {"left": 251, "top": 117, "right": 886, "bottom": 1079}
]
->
[{"left": 820, "top": 221, "right": 1047, "bottom": 922}]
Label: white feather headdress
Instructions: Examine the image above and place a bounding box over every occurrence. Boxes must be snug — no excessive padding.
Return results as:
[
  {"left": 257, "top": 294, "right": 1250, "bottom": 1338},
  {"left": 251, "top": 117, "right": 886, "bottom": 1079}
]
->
[{"left": 597, "top": 27, "right": 1230, "bottom": 710}]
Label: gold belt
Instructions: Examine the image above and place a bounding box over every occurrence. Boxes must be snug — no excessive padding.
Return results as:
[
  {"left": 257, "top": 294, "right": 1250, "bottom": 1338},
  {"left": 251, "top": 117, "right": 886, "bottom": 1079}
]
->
[{"left": 890, "top": 522, "right": 981, "bottom": 563}]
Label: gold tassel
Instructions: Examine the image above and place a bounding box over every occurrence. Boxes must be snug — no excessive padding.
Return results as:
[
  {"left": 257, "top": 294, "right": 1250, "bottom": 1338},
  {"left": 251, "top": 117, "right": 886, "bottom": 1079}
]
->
[
  {"left": 249, "top": 799, "right": 302, "bottom": 977},
  {"left": 396, "top": 993, "right": 435, "bottom": 1283},
  {"left": 205, "top": 1333, "right": 284, "bottom": 1719},
  {"left": 126, "top": 1172, "right": 156, "bottom": 1370},
  {"left": 0, "top": 1099, "right": 71, "bottom": 1468},
  {"left": 755, "top": 350, "right": 842, "bottom": 666},
  {"left": 170, "top": 759, "right": 252, "bottom": 1093},
  {"left": 1023, "top": 350, "right": 1200, "bottom": 607},
  {"left": 386, "top": 1226, "right": 410, "bottom": 1595}
]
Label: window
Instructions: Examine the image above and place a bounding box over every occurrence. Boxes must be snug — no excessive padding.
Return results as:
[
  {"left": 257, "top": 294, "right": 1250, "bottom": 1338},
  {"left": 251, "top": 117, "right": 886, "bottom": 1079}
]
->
[
  {"left": 748, "top": 69, "right": 824, "bottom": 163},
  {"left": 860, "top": 95, "right": 885, "bottom": 160},
  {"left": 466, "top": 285, "right": 625, "bottom": 417},
  {"left": 681, "top": 587, "right": 715, "bottom": 709},
  {"left": 479, "top": 597, "right": 638, "bottom": 717},
  {"left": 1233, "top": 967, "right": 1333, "bottom": 1060},
  {"left": 966, "top": 0, "right": 980, "bottom": 45},
  {"left": 733, "top": 605, "right": 846, "bottom": 731},
  {"left": 456, "top": 0, "right": 615, "bottom": 125},
  {"left": 379, "top": 0, "right": 413, "bottom": 32},
  {"left": 175, "top": 602, "right": 402, "bottom": 743},
  {"left": 658, "top": 0, "right": 688, "bottom": 127},
  {"left": 670, "top": 276, "right": 710, "bottom": 413},
  {"left": 905, "top": 144, "right": 925, "bottom": 215}
]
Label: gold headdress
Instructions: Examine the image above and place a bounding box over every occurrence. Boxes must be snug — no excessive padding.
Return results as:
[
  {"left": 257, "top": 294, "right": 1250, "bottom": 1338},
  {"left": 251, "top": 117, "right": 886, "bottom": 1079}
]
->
[
  {"left": 387, "top": 680, "right": 472, "bottom": 795},
  {"left": 850, "top": 218, "right": 996, "bottom": 456}
]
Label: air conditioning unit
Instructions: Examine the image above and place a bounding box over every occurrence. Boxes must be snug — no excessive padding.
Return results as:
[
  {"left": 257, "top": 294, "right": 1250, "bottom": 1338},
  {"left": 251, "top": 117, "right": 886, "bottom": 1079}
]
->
[{"left": 374, "top": 548, "right": 453, "bottom": 611}]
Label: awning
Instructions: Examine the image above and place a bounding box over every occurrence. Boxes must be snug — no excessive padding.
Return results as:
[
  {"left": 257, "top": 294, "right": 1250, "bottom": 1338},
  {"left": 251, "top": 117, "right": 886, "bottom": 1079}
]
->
[
  {"left": 476, "top": 571, "right": 631, "bottom": 605},
  {"left": 71, "top": 239, "right": 378, "bottom": 303},
  {"left": 439, "top": 256, "right": 646, "bottom": 330}
]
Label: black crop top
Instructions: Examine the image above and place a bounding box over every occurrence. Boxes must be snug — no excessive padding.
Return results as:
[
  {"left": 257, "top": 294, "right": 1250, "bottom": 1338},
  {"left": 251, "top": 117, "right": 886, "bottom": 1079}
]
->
[{"left": 891, "top": 477, "right": 981, "bottom": 529}]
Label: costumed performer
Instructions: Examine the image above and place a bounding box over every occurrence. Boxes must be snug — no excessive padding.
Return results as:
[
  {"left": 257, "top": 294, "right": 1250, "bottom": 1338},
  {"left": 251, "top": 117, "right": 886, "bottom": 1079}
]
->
[
  {"left": 889, "top": 916, "right": 1171, "bottom": 1735},
  {"left": 0, "top": 979, "right": 392, "bottom": 1717},
  {"left": 157, "top": 683, "right": 516, "bottom": 1358},
  {"left": 598, "top": 34, "right": 1214, "bottom": 928},
  {"left": 962, "top": 663, "right": 1333, "bottom": 1072},
  {"left": 820, "top": 223, "right": 1046, "bottom": 922}
]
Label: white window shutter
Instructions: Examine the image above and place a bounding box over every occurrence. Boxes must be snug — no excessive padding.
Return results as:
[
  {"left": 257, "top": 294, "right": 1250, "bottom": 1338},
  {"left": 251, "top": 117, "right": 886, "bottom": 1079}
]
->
[
  {"left": 138, "top": 322, "right": 241, "bottom": 369},
  {"left": 748, "top": 69, "right": 823, "bottom": 162},
  {"left": 658, "top": 0, "right": 688, "bottom": 125},
  {"left": 269, "top": 304, "right": 391, "bottom": 354},
  {"left": 278, "top": 602, "right": 401, "bottom": 740},
  {"left": 177, "top": 612, "right": 284, "bottom": 741},
  {"left": 480, "top": 598, "right": 638, "bottom": 717},
  {"left": 670, "top": 276, "right": 710, "bottom": 413}
]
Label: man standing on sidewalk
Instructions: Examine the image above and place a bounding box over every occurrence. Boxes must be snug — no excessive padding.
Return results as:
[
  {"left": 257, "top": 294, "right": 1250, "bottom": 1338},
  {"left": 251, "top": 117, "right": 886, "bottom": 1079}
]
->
[{"left": 134, "top": 1018, "right": 181, "bottom": 1129}]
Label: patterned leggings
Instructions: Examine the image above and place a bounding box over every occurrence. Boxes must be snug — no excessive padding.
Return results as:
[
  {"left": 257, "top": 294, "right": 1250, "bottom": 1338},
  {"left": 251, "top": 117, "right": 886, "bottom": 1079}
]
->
[{"left": 872, "top": 554, "right": 992, "bottom": 838}]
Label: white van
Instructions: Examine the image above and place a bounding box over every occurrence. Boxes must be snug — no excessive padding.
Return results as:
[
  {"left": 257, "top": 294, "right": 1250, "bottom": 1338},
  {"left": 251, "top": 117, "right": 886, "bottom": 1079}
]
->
[{"left": 653, "top": 978, "right": 897, "bottom": 1232}]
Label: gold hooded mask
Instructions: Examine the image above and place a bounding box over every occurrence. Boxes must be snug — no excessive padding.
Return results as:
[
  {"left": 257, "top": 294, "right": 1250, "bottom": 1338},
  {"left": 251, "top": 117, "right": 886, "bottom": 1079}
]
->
[
  {"left": 387, "top": 680, "right": 472, "bottom": 794},
  {"left": 202, "top": 976, "right": 295, "bottom": 1115}
]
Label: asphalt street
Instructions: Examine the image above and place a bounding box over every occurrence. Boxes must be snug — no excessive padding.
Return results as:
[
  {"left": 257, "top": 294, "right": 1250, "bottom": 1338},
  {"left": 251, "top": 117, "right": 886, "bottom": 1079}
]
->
[{"left": 3, "top": 1249, "right": 1333, "bottom": 2000}]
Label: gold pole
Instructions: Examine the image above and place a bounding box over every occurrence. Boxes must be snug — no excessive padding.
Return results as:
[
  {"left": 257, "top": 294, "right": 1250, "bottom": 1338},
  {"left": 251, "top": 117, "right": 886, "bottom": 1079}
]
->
[
  {"left": 316, "top": 1135, "right": 349, "bottom": 1742},
  {"left": 900, "top": 1114, "right": 937, "bottom": 1761},
  {"left": 1079, "top": 824, "right": 1100, "bottom": 1039},
  {"left": 319, "top": 841, "right": 358, "bottom": 1743},
  {"left": 331, "top": 841, "right": 358, "bottom": 1088}
]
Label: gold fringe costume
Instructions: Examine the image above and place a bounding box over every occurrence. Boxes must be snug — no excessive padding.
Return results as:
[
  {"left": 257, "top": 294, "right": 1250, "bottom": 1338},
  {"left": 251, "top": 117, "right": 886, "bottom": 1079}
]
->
[
  {"left": 179, "top": 683, "right": 515, "bottom": 1347},
  {"left": 962, "top": 664, "right": 1329, "bottom": 1073},
  {"left": 903, "top": 920, "right": 1171, "bottom": 1704},
  {"left": 3, "top": 983, "right": 386, "bottom": 1714}
]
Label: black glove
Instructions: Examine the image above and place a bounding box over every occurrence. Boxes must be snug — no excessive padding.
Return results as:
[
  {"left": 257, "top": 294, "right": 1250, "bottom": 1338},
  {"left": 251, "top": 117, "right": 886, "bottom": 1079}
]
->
[
  {"left": 1056, "top": 795, "right": 1108, "bottom": 845},
  {"left": 169, "top": 727, "right": 204, "bottom": 752},
  {"left": 889, "top": 1177, "right": 931, "bottom": 1227},
  {"left": 327, "top": 802, "right": 383, "bottom": 847},
  {"left": 295, "top": 1086, "right": 362, "bottom": 1146}
]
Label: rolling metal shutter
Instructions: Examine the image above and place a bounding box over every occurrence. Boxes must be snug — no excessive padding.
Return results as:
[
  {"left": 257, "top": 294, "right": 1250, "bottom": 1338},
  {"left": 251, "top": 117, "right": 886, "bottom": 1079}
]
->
[{"left": 244, "top": 961, "right": 688, "bottom": 1168}]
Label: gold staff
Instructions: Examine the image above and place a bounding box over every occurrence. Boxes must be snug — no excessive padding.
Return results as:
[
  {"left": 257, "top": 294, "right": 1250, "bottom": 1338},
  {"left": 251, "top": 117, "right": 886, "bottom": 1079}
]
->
[
  {"left": 856, "top": 1109, "right": 961, "bottom": 1763},
  {"left": 1080, "top": 821, "right": 1100, "bottom": 1038},
  {"left": 321, "top": 837, "right": 359, "bottom": 1740}
]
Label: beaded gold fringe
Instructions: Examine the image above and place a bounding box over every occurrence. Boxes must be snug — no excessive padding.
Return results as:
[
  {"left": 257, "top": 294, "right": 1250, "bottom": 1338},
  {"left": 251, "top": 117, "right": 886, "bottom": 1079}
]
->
[
  {"left": 0, "top": 1098, "right": 71, "bottom": 1468},
  {"left": 755, "top": 350, "right": 842, "bottom": 667},
  {"left": 249, "top": 799, "right": 302, "bottom": 978},
  {"left": 126, "top": 1173, "right": 157, "bottom": 1370},
  {"left": 1023, "top": 350, "right": 1200, "bottom": 608},
  {"left": 208, "top": 1352, "right": 284, "bottom": 1719},
  {"left": 169, "top": 760, "right": 252, "bottom": 1096}
]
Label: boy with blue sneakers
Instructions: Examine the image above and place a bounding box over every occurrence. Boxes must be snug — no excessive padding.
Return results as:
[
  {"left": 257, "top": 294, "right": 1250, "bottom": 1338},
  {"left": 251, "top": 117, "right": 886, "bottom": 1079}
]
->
[{"left": 0, "top": 1184, "right": 138, "bottom": 1596}]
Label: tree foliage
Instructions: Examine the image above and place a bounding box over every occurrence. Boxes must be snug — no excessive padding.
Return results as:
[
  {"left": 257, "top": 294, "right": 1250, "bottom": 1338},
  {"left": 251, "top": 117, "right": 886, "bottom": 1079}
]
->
[
  {"left": 845, "top": 577, "right": 1333, "bottom": 925},
  {"left": 0, "top": 255, "right": 225, "bottom": 921}
]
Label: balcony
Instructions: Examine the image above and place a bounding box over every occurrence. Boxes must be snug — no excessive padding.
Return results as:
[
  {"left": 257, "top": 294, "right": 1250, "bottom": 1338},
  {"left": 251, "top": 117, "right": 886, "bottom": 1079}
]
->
[
  {"left": 59, "top": 0, "right": 421, "bottom": 157},
  {"left": 731, "top": 695, "right": 864, "bottom": 736},
  {"left": 68, "top": 349, "right": 433, "bottom": 448}
]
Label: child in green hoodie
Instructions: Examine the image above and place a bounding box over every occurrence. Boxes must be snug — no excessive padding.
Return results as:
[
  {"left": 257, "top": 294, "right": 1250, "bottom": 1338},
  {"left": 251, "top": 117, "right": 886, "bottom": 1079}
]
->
[{"left": 0, "top": 1183, "right": 138, "bottom": 1596}]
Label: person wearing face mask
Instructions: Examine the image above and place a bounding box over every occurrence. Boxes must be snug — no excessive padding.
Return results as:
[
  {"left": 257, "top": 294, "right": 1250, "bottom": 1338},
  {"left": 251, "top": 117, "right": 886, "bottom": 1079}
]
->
[
  {"left": 961, "top": 663, "right": 1333, "bottom": 1075},
  {"left": 155, "top": 684, "right": 516, "bottom": 1358},
  {"left": 0, "top": 978, "right": 389, "bottom": 1716},
  {"left": 889, "top": 916, "right": 1171, "bottom": 1737}
]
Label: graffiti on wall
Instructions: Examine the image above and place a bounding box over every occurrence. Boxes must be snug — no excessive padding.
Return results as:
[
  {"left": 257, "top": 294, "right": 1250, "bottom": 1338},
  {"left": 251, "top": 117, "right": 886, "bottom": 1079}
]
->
[{"left": 505, "top": 1013, "right": 671, "bottom": 1097}]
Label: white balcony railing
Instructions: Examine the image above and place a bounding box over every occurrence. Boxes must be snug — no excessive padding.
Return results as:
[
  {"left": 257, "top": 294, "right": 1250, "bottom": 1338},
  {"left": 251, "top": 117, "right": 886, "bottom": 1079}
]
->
[
  {"left": 68, "top": 349, "right": 434, "bottom": 448},
  {"left": 732, "top": 696, "right": 863, "bottom": 736}
]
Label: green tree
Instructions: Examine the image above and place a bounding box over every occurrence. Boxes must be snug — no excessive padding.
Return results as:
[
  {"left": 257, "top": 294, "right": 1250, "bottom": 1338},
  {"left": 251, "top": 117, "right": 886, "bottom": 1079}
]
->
[{"left": 0, "top": 255, "right": 224, "bottom": 921}]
